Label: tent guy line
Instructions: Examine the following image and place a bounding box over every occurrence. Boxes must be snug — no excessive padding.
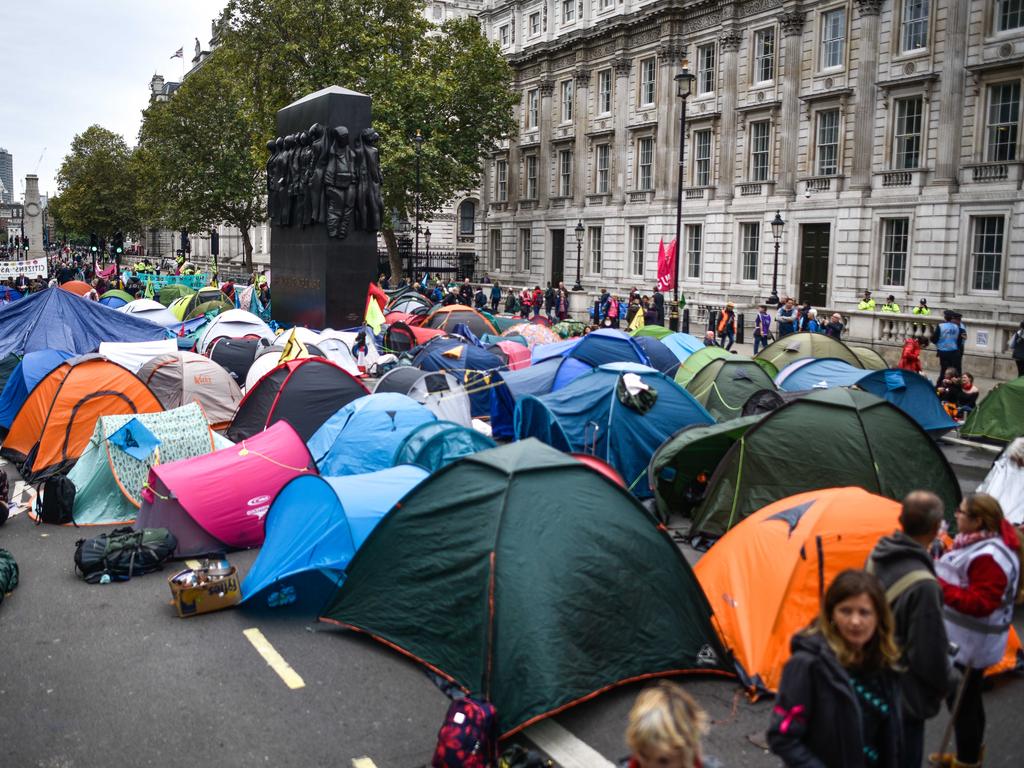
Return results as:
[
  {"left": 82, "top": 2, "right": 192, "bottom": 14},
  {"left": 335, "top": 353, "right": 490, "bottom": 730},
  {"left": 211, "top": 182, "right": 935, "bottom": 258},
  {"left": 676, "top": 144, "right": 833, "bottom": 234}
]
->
[{"left": 242, "top": 627, "right": 306, "bottom": 689}]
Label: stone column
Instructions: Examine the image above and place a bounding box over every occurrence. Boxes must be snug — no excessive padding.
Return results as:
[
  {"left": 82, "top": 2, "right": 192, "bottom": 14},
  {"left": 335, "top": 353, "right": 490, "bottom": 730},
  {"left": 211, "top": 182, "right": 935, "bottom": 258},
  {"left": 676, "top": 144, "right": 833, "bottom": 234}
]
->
[
  {"left": 850, "top": 0, "right": 882, "bottom": 192},
  {"left": 719, "top": 31, "right": 742, "bottom": 202},
  {"left": 934, "top": 0, "right": 969, "bottom": 187},
  {"left": 613, "top": 57, "right": 632, "bottom": 204},
  {"left": 539, "top": 79, "right": 555, "bottom": 206},
  {"left": 574, "top": 68, "right": 591, "bottom": 208},
  {"left": 655, "top": 44, "right": 683, "bottom": 193},
  {"left": 777, "top": 10, "right": 805, "bottom": 198},
  {"left": 23, "top": 175, "right": 44, "bottom": 259}
]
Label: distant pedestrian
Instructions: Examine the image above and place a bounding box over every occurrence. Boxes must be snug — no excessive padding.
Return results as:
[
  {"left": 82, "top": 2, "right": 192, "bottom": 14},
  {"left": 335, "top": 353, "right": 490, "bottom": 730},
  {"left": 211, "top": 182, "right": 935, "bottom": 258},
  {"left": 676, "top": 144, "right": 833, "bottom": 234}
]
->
[
  {"left": 623, "top": 681, "right": 710, "bottom": 768},
  {"left": 858, "top": 290, "right": 877, "bottom": 311},
  {"left": 933, "top": 310, "right": 965, "bottom": 386},
  {"left": 702, "top": 330, "right": 718, "bottom": 347},
  {"left": 753, "top": 304, "right": 773, "bottom": 354},
  {"left": 867, "top": 491, "right": 957, "bottom": 768},
  {"left": 652, "top": 287, "right": 665, "bottom": 326},
  {"left": 1009, "top": 321, "right": 1024, "bottom": 377},
  {"left": 473, "top": 286, "right": 487, "bottom": 310},
  {"left": 805, "top": 308, "right": 820, "bottom": 333},
  {"left": 912, "top": 299, "right": 930, "bottom": 316},
  {"left": 881, "top": 295, "right": 901, "bottom": 313},
  {"left": 824, "top": 312, "right": 845, "bottom": 339},
  {"left": 458, "top": 277, "right": 473, "bottom": 306},
  {"left": 776, "top": 298, "right": 797, "bottom": 337},
  {"left": 490, "top": 281, "right": 502, "bottom": 313},
  {"left": 544, "top": 282, "right": 557, "bottom": 321},
  {"left": 717, "top": 302, "right": 737, "bottom": 350},
  {"left": 769, "top": 570, "right": 902, "bottom": 768}
]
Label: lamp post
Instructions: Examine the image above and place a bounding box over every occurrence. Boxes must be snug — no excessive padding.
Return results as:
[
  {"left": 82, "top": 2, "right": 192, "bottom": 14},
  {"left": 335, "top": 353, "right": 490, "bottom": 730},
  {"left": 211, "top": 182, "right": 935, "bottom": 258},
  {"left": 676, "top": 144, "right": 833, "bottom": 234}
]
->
[
  {"left": 424, "top": 227, "right": 431, "bottom": 256},
  {"left": 572, "top": 219, "right": 584, "bottom": 291},
  {"left": 671, "top": 59, "right": 696, "bottom": 331},
  {"left": 414, "top": 129, "right": 424, "bottom": 262},
  {"left": 768, "top": 211, "right": 785, "bottom": 306}
]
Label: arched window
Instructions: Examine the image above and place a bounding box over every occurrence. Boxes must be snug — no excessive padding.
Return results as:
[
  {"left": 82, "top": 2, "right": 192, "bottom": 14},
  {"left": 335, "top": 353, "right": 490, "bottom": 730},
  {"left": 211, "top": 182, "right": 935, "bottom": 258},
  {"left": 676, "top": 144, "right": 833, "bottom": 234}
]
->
[{"left": 459, "top": 200, "right": 476, "bottom": 235}]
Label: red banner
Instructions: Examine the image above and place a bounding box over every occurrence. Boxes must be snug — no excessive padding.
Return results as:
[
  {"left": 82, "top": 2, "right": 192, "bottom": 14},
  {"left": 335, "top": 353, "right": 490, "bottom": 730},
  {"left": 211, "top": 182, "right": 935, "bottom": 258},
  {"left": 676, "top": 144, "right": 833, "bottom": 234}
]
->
[{"left": 656, "top": 238, "right": 677, "bottom": 292}]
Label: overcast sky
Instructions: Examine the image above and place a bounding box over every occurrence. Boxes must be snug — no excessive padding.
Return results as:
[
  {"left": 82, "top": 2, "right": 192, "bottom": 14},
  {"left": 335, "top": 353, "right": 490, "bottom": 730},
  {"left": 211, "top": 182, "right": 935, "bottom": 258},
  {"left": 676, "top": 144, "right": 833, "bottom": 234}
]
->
[{"left": 2, "top": 1, "right": 226, "bottom": 200}]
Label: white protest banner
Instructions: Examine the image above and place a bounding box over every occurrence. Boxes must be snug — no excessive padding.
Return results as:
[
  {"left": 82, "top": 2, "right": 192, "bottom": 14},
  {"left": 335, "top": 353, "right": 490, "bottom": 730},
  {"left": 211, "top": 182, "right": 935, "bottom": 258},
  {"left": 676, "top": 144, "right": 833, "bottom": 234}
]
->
[{"left": 0, "top": 258, "right": 48, "bottom": 278}]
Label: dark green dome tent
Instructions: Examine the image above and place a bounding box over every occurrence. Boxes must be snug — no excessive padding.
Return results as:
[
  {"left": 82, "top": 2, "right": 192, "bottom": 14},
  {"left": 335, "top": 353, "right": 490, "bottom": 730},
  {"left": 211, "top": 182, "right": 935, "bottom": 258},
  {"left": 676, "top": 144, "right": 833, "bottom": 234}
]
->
[
  {"left": 689, "top": 388, "right": 960, "bottom": 540},
  {"left": 754, "top": 332, "right": 863, "bottom": 372},
  {"left": 961, "top": 377, "right": 1024, "bottom": 444},
  {"left": 674, "top": 345, "right": 731, "bottom": 386},
  {"left": 156, "top": 282, "right": 195, "bottom": 307},
  {"left": 320, "top": 440, "right": 731, "bottom": 736},
  {"left": 685, "top": 357, "right": 777, "bottom": 421},
  {"left": 849, "top": 345, "right": 888, "bottom": 370}
]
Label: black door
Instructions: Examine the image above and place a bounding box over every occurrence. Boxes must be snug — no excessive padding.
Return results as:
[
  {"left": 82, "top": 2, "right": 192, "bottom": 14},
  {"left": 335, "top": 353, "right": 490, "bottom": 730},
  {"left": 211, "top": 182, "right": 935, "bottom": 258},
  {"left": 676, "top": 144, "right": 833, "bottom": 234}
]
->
[
  {"left": 550, "top": 229, "right": 564, "bottom": 286},
  {"left": 799, "top": 224, "right": 830, "bottom": 306}
]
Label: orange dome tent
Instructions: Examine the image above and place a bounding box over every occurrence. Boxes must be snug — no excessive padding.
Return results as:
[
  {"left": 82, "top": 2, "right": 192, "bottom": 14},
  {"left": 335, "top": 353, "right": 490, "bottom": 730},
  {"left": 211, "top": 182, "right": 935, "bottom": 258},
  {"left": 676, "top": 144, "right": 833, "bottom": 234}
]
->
[
  {"left": 694, "top": 486, "right": 1021, "bottom": 694},
  {"left": 0, "top": 355, "right": 163, "bottom": 481},
  {"left": 59, "top": 280, "right": 94, "bottom": 297}
]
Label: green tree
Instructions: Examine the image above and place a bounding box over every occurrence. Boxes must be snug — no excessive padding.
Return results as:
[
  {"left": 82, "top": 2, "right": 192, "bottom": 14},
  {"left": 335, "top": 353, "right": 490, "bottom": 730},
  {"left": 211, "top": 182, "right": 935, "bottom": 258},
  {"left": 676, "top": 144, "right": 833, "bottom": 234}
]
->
[
  {"left": 220, "top": 1, "right": 518, "bottom": 279},
  {"left": 135, "top": 50, "right": 266, "bottom": 272},
  {"left": 55, "top": 125, "right": 139, "bottom": 243}
]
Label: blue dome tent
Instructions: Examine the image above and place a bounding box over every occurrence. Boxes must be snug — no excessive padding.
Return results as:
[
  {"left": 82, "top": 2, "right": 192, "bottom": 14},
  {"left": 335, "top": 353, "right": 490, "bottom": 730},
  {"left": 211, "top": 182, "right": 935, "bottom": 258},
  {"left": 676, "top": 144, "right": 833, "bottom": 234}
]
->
[
  {"left": 392, "top": 420, "right": 496, "bottom": 472},
  {"left": 489, "top": 356, "right": 593, "bottom": 440},
  {"left": 0, "top": 349, "right": 75, "bottom": 430},
  {"left": 411, "top": 337, "right": 505, "bottom": 417}
]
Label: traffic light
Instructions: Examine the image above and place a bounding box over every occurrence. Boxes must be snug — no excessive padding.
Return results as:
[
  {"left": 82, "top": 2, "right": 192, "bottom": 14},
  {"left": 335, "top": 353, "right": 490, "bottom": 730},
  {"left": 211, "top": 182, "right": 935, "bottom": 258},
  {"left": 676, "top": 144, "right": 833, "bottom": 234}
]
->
[
  {"left": 90, "top": 233, "right": 98, "bottom": 253},
  {"left": 114, "top": 232, "right": 124, "bottom": 255},
  {"left": 210, "top": 230, "right": 219, "bottom": 257},
  {"left": 22, "top": 237, "right": 29, "bottom": 251}
]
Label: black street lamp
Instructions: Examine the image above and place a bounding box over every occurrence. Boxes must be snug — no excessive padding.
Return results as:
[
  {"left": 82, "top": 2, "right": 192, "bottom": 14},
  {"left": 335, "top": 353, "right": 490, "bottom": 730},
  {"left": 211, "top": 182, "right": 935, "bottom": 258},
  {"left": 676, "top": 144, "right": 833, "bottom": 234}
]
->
[
  {"left": 572, "top": 219, "right": 585, "bottom": 291},
  {"left": 768, "top": 210, "right": 785, "bottom": 306},
  {"left": 671, "top": 59, "right": 696, "bottom": 331},
  {"left": 424, "top": 226, "right": 431, "bottom": 256},
  {"left": 414, "top": 129, "right": 424, "bottom": 262}
]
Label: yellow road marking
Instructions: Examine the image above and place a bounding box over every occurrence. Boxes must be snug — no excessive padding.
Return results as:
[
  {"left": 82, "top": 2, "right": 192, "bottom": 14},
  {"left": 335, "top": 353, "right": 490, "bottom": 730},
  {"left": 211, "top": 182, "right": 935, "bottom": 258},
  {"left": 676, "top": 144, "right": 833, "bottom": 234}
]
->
[
  {"left": 243, "top": 628, "right": 305, "bottom": 689},
  {"left": 352, "top": 759, "right": 378, "bottom": 768}
]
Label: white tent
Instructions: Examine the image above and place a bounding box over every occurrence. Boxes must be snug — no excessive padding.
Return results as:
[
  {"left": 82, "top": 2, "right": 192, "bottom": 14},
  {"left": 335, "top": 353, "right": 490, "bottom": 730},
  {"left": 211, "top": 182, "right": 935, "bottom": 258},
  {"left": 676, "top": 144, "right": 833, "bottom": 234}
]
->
[
  {"left": 98, "top": 340, "right": 178, "bottom": 373},
  {"left": 119, "top": 299, "right": 180, "bottom": 328},
  {"left": 196, "top": 309, "right": 275, "bottom": 354},
  {"left": 977, "top": 438, "right": 1024, "bottom": 525}
]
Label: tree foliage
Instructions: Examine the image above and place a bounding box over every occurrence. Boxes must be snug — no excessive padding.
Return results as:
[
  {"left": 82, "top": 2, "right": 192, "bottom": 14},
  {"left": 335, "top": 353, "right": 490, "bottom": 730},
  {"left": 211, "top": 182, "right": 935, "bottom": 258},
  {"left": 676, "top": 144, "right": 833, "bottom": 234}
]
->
[
  {"left": 55, "top": 125, "right": 140, "bottom": 240},
  {"left": 135, "top": 50, "right": 266, "bottom": 271},
  {"left": 219, "top": 0, "right": 518, "bottom": 276}
]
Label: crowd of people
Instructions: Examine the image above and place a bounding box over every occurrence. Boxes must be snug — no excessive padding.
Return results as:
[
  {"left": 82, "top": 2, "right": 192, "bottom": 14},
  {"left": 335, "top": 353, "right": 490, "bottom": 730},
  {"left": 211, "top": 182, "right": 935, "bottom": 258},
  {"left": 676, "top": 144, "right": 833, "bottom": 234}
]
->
[{"left": 618, "top": 491, "right": 1021, "bottom": 768}]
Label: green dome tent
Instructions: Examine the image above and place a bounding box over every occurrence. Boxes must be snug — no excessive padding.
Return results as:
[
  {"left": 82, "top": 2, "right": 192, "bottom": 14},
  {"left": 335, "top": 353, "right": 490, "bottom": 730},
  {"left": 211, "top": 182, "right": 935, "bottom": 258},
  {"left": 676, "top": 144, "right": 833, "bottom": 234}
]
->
[
  {"left": 962, "top": 377, "right": 1024, "bottom": 444},
  {"left": 632, "top": 324, "right": 674, "bottom": 340},
  {"left": 685, "top": 357, "right": 777, "bottom": 421},
  {"left": 849, "top": 345, "right": 888, "bottom": 370},
  {"left": 156, "top": 283, "right": 195, "bottom": 307},
  {"left": 754, "top": 332, "right": 863, "bottom": 372},
  {"left": 674, "top": 345, "right": 731, "bottom": 386},
  {"left": 320, "top": 439, "right": 731, "bottom": 736},
  {"left": 689, "top": 388, "right": 960, "bottom": 540}
]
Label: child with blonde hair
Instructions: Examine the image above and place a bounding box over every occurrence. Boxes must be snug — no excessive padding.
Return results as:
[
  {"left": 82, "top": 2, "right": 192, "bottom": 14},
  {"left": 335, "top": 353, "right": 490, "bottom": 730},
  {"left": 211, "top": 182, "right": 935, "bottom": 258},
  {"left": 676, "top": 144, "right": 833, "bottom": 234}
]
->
[{"left": 623, "top": 681, "right": 708, "bottom": 768}]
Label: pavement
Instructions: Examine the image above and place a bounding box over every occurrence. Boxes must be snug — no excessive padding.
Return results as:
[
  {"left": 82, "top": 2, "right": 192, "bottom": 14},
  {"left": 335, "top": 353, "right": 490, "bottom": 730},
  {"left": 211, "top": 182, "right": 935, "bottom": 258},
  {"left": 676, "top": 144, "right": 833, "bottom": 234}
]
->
[{"left": 0, "top": 443, "right": 1022, "bottom": 767}]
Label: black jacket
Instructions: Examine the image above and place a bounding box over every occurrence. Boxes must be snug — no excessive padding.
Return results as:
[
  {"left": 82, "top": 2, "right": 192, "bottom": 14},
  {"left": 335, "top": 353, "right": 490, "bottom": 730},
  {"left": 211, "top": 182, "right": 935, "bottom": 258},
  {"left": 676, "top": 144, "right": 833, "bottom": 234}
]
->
[
  {"left": 868, "top": 532, "right": 954, "bottom": 719},
  {"left": 768, "top": 631, "right": 902, "bottom": 768}
]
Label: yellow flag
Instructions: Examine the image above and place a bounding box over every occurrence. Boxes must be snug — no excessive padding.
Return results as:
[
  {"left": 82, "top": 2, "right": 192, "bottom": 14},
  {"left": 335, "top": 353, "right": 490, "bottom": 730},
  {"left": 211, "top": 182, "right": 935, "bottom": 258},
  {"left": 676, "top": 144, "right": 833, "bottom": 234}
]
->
[
  {"left": 144, "top": 278, "right": 154, "bottom": 299},
  {"left": 365, "top": 295, "right": 386, "bottom": 334},
  {"left": 628, "top": 305, "right": 645, "bottom": 333},
  {"left": 278, "top": 328, "right": 309, "bottom": 363}
]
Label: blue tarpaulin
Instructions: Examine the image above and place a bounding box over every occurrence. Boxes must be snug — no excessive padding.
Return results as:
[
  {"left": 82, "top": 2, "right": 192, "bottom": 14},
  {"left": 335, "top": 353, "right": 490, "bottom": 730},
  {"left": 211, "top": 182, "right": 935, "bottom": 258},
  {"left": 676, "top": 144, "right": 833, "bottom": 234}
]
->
[
  {"left": 240, "top": 465, "right": 428, "bottom": 609},
  {"left": 107, "top": 418, "right": 162, "bottom": 461},
  {"left": 0, "top": 287, "right": 168, "bottom": 358}
]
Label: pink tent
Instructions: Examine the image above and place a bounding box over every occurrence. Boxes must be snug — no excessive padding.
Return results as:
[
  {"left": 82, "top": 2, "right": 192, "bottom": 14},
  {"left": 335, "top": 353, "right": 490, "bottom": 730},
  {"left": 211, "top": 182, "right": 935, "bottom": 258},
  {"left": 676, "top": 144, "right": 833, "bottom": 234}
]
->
[
  {"left": 135, "top": 421, "right": 316, "bottom": 557},
  {"left": 493, "top": 340, "right": 531, "bottom": 371}
]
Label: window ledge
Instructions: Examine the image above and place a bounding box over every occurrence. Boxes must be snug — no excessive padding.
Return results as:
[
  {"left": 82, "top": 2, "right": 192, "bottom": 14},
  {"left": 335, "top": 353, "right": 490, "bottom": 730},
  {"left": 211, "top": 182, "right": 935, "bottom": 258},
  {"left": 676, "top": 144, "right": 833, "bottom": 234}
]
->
[
  {"left": 961, "top": 161, "right": 1024, "bottom": 185},
  {"left": 873, "top": 169, "right": 929, "bottom": 191},
  {"left": 682, "top": 186, "right": 716, "bottom": 201},
  {"left": 627, "top": 190, "right": 656, "bottom": 203}
]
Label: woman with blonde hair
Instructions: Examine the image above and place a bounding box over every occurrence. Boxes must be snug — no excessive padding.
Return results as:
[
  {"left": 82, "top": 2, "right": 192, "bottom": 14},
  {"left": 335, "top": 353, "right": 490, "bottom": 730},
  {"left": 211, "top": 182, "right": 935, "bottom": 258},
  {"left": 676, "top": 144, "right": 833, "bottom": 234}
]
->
[
  {"left": 769, "top": 569, "right": 902, "bottom": 768},
  {"left": 931, "top": 493, "right": 1023, "bottom": 768},
  {"left": 624, "top": 680, "right": 708, "bottom": 768}
]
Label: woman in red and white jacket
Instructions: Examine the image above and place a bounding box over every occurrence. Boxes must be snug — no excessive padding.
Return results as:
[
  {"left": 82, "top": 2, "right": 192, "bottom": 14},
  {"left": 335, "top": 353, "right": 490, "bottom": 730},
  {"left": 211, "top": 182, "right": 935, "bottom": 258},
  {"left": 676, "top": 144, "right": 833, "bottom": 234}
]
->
[{"left": 932, "top": 493, "right": 1023, "bottom": 767}]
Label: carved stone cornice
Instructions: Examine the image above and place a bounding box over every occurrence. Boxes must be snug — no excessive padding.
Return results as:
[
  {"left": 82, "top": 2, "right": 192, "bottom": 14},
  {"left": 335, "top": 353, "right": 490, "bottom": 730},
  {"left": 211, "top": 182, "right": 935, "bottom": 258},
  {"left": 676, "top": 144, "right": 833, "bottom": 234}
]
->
[
  {"left": 720, "top": 31, "right": 743, "bottom": 52},
  {"left": 854, "top": 0, "right": 884, "bottom": 16},
  {"left": 658, "top": 43, "right": 687, "bottom": 62},
  {"left": 778, "top": 10, "right": 806, "bottom": 36},
  {"left": 574, "top": 67, "right": 592, "bottom": 85},
  {"left": 539, "top": 79, "right": 555, "bottom": 96},
  {"left": 613, "top": 57, "right": 633, "bottom": 76}
]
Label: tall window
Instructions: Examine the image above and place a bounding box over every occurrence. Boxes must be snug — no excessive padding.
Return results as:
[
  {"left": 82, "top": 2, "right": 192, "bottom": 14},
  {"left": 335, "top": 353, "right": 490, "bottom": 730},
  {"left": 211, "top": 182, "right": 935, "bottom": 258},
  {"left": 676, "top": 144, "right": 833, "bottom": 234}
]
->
[
  {"left": 589, "top": 227, "right": 603, "bottom": 273},
  {"left": 520, "top": 228, "right": 532, "bottom": 271},
  {"left": 639, "top": 58, "right": 656, "bottom": 106},
  {"left": 561, "top": 79, "right": 574, "bottom": 122},
  {"left": 637, "top": 137, "right": 654, "bottom": 190},
  {"left": 997, "top": 0, "right": 1024, "bottom": 31},
  {"left": 629, "top": 225, "right": 645, "bottom": 276},
  {"left": 525, "top": 155, "right": 538, "bottom": 199},
  {"left": 749, "top": 121, "right": 771, "bottom": 181},
  {"left": 600, "top": 0, "right": 614, "bottom": 9},
  {"left": 527, "top": 89, "right": 539, "bottom": 129},
  {"left": 986, "top": 82, "right": 1020, "bottom": 162},
  {"left": 686, "top": 225, "right": 702, "bottom": 279},
  {"left": 901, "top": 0, "right": 929, "bottom": 52},
  {"left": 459, "top": 200, "right": 476, "bottom": 235},
  {"left": 881, "top": 218, "right": 909, "bottom": 286},
  {"left": 596, "top": 145, "right": 610, "bottom": 192},
  {"left": 529, "top": 12, "right": 540, "bottom": 35},
  {"left": 598, "top": 70, "right": 612, "bottom": 114},
  {"left": 754, "top": 28, "right": 775, "bottom": 83},
  {"left": 820, "top": 8, "right": 846, "bottom": 69},
  {"left": 816, "top": 109, "right": 840, "bottom": 176},
  {"left": 500, "top": 25, "right": 509, "bottom": 47},
  {"left": 740, "top": 223, "right": 760, "bottom": 281},
  {"left": 495, "top": 160, "right": 508, "bottom": 201},
  {"left": 893, "top": 97, "right": 923, "bottom": 169},
  {"left": 971, "top": 217, "right": 1004, "bottom": 291},
  {"left": 697, "top": 44, "right": 715, "bottom": 95},
  {"left": 490, "top": 229, "right": 502, "bottom": 270},
  {"left": 694, "top": 129, "right": 712, "bottom": 186},
  {"left": 562, "top": 0, "right": 575, "bottom": 23},
  {"left": 559, "top": 150, "right": 573, "bottom": 197}
]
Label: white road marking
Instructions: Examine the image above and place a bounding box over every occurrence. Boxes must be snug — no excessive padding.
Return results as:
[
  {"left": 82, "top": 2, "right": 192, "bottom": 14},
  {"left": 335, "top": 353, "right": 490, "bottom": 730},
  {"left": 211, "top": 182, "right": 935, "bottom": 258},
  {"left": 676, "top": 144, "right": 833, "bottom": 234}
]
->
[
  {"left": 351, "top": 759, "right": 378, "bottom": 768},
  {"left": 525, "top": 719, "right": 616, "bottom": 768},
  {"left": 242, "top": 627, "right": 305, "bottom": 689}
]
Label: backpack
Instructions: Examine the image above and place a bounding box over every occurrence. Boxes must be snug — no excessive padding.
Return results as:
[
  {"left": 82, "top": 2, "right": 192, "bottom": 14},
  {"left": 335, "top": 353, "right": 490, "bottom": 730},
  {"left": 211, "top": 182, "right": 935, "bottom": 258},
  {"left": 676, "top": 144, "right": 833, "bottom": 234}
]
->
[
  {"left": 431, "top": 697, "right": 499, "bottom": 768},
  {"left": 74, "top": 527, "right": 178, "bottom": 584},
  {"left": 35, "top": 475, "right": 77, "bottom": 526},
  {"left": 0, "top": 470, "right": 9, "bottom": 526}
]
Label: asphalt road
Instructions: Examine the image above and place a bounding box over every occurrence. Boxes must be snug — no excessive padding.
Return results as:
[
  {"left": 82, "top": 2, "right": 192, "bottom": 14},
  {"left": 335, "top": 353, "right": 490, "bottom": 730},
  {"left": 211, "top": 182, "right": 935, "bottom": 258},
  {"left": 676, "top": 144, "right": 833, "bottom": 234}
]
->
[{"left": 0, "top": 442, "right": 1021, "bottom": 767}]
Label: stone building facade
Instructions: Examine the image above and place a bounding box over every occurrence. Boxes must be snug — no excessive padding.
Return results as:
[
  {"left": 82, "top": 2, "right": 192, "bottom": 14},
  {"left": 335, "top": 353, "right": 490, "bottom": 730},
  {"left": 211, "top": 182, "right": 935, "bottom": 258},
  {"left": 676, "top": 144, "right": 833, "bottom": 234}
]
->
[{"left": 477, "top": 0, "right": 1024, "bottom": 317}]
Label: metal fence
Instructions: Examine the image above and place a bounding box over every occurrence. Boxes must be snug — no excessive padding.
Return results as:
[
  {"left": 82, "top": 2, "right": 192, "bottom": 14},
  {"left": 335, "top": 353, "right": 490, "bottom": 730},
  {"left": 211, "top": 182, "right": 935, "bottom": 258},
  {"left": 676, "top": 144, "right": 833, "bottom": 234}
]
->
[{"left": 377, "top": 249, "right": 477, "bottom": 283}]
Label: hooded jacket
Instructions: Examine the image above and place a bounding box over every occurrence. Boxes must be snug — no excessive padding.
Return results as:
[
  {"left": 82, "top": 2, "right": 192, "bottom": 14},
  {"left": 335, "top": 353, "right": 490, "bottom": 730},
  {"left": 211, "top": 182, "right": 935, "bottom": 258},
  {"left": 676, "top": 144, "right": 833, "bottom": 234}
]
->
[
  {"left": 868, "top": 532, "right": 953, "bottom": 719},
  {"left": 768, "top": 631, "right": 901, "bottom": 768}
]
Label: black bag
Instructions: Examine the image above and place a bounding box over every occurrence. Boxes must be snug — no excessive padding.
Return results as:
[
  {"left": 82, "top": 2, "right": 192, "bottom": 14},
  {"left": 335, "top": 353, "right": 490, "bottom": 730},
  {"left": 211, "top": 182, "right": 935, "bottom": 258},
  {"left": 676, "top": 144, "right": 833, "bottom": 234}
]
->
[
  {"left": 74, "top": 527, "right": 177, "bottom": 584},
  {"left": 35, "top": 475, "right": 76, "bottom": 526},
  {"left": 0, "top": 470, "right": 9, "bottom": 527}
]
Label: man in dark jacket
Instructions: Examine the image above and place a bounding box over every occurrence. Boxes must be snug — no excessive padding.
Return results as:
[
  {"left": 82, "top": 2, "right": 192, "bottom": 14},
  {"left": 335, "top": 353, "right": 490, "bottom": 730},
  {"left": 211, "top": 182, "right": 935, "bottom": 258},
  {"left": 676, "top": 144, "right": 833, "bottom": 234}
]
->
[
  {"left": 652, "top": 287, "right": 665, "bottom": 326},
  {"left": 458, "top": 277, "right": 473, "bottom": 306},
  {"left": 867, "top": 490, "right": 956, "bottom": 768}
]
